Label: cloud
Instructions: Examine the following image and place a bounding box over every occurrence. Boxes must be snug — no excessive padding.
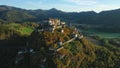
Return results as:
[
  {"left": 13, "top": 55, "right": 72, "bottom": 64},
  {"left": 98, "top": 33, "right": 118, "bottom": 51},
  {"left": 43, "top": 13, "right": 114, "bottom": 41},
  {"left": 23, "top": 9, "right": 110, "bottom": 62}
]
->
[{"left": 64, "top": 0, "right": 97, "bottom": 5}]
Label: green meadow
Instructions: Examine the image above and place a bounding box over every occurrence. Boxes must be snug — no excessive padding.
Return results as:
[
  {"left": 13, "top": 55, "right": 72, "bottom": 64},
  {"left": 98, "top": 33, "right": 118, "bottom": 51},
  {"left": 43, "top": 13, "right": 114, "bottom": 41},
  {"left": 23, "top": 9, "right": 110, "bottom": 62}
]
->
[
  {"left": 82, "top": 29, "right": 120, "bottom": 39},
  {"left": 0, "top": 23, "right": 34, "bottom": 36}
]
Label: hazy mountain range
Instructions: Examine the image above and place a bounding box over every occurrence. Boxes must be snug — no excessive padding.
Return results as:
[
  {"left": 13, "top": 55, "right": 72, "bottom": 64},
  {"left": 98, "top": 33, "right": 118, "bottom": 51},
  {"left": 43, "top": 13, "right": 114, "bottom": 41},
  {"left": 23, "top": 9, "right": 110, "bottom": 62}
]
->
[{"left": 0, "top": 5, "right": 120, "bottom": 26}]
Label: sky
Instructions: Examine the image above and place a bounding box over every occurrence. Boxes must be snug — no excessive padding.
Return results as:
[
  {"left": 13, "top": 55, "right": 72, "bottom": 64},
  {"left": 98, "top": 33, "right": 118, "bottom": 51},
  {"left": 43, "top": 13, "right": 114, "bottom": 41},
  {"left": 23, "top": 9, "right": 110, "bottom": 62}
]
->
[{"left": 0, "top": 0, "right": 120, "bottom": 12}]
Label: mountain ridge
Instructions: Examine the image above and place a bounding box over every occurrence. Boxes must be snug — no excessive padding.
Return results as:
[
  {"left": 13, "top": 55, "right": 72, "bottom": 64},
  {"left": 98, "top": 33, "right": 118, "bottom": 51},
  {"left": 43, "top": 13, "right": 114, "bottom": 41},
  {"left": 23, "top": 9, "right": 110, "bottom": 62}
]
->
[{"left": 0, "top": 5, "right": 120, "bottom": 26}]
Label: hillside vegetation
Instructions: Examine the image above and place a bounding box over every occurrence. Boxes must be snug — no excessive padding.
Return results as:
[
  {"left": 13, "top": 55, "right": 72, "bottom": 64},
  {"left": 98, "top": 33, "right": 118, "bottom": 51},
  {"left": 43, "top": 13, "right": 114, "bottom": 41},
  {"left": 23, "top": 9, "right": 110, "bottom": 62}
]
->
[
  {"left": 0, "top": 23, "right": 119, "bottom": 68},
  {"left": 28, "top": 28, "right": 120, "bottom": 68},
  {"left": 0, "top": 23, "right": 34, "bottom": 40}
]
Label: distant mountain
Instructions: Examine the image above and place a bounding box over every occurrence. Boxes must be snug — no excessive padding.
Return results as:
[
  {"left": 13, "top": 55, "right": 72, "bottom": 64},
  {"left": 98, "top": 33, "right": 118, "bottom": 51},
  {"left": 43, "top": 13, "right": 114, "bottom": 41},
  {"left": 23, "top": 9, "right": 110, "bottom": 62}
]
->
[
  {"left": 0, "top": 5, "right": 35, "bottom": 23},
  {"left": 0, "top": 5, "right": 22, "bottom": 11},
  {"left": 0, "top": 5, "right": 120, "bottom": 26}
]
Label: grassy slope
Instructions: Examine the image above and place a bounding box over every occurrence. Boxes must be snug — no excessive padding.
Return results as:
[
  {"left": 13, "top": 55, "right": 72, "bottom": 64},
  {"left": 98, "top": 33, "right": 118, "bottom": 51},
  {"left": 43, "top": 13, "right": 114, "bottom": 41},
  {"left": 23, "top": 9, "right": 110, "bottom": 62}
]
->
[
  {"left": 1, "top": 23, "right": 33, "bottom": 36},
  {"left": 16, "top": 26, "right": 33, "bottom": 36}
]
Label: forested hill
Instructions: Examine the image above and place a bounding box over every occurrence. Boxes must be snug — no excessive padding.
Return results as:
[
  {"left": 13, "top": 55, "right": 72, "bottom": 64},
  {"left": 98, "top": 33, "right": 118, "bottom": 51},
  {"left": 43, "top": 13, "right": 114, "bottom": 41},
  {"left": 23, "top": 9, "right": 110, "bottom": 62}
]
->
[{"left": 0, "top": 5, "right": 120, "bottom": 26}]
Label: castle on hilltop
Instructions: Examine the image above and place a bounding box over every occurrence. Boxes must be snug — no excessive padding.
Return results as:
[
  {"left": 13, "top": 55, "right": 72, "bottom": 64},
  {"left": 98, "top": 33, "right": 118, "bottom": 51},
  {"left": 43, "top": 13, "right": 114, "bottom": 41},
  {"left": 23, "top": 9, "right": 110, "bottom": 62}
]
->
[
  {"left": 36, "top": 18, "right": 66, "bottom": 32},
  {"left": 48, "top": 18, "right": 61, "bottom": 26},
  {"left": 47, "top": 18, "right": 65, "bottom": 27}
]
